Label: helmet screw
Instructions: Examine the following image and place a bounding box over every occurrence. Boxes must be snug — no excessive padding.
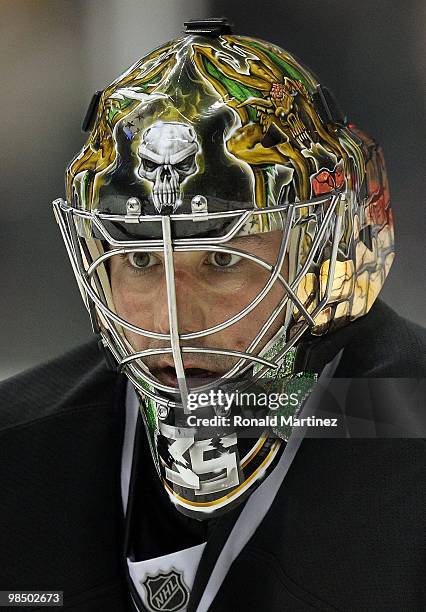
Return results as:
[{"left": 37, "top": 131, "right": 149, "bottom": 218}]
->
[
  {"left": 191, "top": 195, "right": 208, "bottom": 211},
  {"left": 191, "top": 195, "right": 208, "bottom": 219},
  {"left": 126, "top": 197, "right": 142, "bottom": 214},
  {"left": 214, "top": 404, "right": 231, "bottom": 417},
  {"left": 157, "top": 405, "right": 169, "bottom": 420}
]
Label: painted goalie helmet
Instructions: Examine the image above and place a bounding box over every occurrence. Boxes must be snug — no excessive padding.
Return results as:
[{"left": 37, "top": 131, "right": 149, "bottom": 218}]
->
[{"left": 54, "top": 19, "right": 394, "bottom": 519}]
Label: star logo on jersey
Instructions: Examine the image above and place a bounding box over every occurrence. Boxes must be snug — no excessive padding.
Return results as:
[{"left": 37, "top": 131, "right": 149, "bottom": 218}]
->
[{"left": 143, "top": 568, "right": 189, "bottom": 611}]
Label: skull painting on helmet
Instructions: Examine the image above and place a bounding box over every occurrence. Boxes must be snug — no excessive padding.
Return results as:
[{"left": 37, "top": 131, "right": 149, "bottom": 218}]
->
[{"left": 137, "top": 121, "right": 200, "bottom": 212}]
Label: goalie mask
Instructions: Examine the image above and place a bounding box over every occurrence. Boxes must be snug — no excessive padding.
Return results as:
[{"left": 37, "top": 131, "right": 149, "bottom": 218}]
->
[{"left": 53, "top": 18, "right": 394, "bottom": 519}]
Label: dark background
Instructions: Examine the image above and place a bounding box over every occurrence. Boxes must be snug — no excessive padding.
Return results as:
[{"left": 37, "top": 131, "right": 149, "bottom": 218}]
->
[{"left": 1, "top": 0, "right": 425, "bottom": 378}]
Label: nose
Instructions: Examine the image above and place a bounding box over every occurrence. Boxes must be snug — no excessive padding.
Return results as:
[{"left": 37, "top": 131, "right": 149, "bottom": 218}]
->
[
  {"left": 160, "top": 165, "right": 171, "bottom": 180},
  {"left": 153, "top": 266, "right": 207, "bottom": 336}
]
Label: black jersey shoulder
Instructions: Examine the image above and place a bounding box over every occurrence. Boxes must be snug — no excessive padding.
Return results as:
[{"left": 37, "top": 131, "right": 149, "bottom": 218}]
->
[
  {"left": 336, "top": 300, "right": 426, "bottom": 377},
  {"left": 0, "top": 339, "right": 123, "bottom": 432},
  {"left": 295, "top": 299, "right": 425, "bottom": 377}
]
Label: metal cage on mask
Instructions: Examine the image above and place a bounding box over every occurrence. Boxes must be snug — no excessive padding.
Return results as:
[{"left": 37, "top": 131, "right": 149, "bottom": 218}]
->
[
  {"left": 53, "top": 190, "right": 345, "bottom": 404},
  {"left": 52, "top": 189, "right": 344, "bottom": 517}
]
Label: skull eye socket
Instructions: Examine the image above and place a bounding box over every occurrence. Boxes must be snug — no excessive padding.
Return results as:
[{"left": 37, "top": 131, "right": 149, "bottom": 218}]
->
[
  {"left": 142, "top": 158, "right": 159, "bottom": 172},
  {"left": 176, "top": 155, "right": 195, "bottom": 173}
]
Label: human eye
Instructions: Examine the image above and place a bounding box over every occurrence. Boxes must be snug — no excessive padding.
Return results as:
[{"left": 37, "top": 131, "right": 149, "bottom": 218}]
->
[
  {"left": 206, "top": 251, "right": 243, "bottom": 269},
  {"left": 123, "top": 252, "right": 161, "bottom": 273}
]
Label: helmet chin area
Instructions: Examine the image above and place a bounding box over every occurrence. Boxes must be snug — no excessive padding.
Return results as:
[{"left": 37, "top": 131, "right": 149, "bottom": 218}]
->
[
  {"left": 148, "top": 415, "right": 284, "bottom": 520},
  {"left": 53, "top": 191, "right": 346, "bottom": 518},
  {"left": 132, "top": 362, "right": 297, "bottom": 519}
]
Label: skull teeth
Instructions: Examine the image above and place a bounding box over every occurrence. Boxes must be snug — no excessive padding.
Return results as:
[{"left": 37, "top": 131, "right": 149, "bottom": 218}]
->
[{"left": 153, "top": 188, "right": 180, "bottom": 210}]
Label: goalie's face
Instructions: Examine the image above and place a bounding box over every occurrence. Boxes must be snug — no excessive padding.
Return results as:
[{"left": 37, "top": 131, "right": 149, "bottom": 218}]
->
[{"left": 109, "top": 230, "right": 287, "bottom": 388}]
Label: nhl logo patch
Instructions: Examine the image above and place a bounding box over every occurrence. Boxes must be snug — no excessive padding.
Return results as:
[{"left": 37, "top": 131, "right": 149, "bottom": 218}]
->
[{"left": 143, "top": 568, "right": 189, "bottom": 611}]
